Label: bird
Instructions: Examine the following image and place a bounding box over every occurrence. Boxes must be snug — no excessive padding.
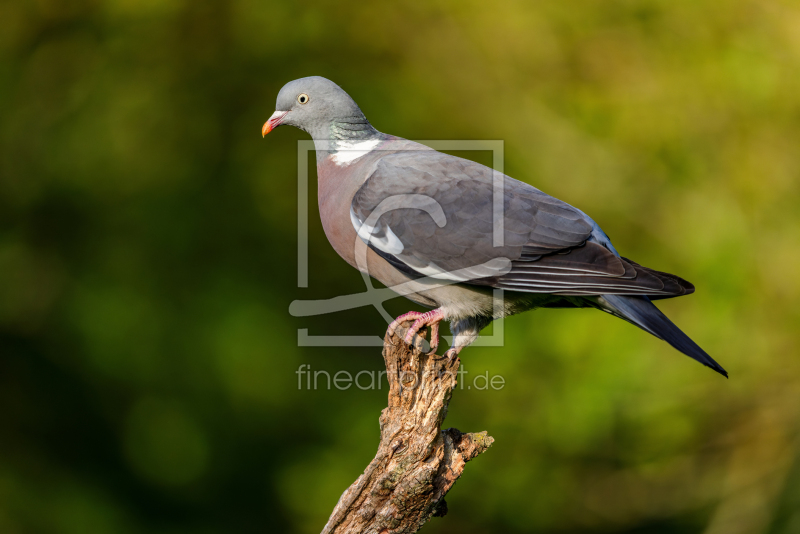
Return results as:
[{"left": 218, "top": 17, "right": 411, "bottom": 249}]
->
[{"left": 262, "top": 76, "right": 727, "bottom": 378}]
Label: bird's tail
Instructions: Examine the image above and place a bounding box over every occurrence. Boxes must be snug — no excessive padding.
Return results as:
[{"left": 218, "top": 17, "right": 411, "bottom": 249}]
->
[{"left": 596, "top": 294, "right": 728, "bottom": 378}]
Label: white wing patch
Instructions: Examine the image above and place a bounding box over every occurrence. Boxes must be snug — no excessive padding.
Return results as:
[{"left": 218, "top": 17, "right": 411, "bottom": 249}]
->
[
  {"left": 411, "top": 258, "right": 511, "bottom": 282},
  {"left": 410, "top": 262, "right": 471, "bottom": 281},
  {"left": 330, "top": 139, "right": 381, "bottom": 165},
  {"left": 349, "top": 207, "right": 514, "bottom": 282},
  {"left": 381, "top": 225, "right": 404, "bottom": 254},
  {"left": 350, "top": 207, "right": 404, "bottom": 254}
]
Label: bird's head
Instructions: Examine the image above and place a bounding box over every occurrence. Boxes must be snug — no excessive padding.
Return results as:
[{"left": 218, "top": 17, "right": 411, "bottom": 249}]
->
[{"left": 262, "top": 76, "right": 367, "bottom": 138}]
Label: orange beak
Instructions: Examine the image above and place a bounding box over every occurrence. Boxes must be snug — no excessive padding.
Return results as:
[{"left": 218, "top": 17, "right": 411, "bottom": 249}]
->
[{"left": 262, "top": 111, "right": 289, "bottom": 137}]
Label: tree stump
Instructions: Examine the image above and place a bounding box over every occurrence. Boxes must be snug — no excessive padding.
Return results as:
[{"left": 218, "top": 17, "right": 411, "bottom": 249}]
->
[{"left": 321, "top": 325, "right": 494, "bottom": 534}]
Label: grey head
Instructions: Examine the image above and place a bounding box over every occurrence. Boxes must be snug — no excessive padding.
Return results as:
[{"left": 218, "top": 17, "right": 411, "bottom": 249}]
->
[{"left": 262, "top": 76, "right": 382, "bottom": 143}]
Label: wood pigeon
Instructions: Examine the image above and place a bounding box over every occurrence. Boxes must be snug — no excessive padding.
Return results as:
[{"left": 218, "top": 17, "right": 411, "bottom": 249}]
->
[{"left": 262, "top": 76, "right": 726, "bottom": 377}]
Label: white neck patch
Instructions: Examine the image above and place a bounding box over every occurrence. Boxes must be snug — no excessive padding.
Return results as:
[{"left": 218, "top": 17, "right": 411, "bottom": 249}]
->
[{"left": 330, "top": 139, "right": 381, "bottom": 166}]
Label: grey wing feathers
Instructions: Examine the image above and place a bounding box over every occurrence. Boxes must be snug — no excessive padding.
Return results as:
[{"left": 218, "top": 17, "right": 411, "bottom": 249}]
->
[
  {"left": 351, "top": 150, "right": 693, "bottom": 298},
  {"left": 475, "top": 243, "right": 695, "bottom": 297}
]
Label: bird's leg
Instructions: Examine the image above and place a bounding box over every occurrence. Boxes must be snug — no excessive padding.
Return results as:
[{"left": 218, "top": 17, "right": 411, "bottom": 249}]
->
[{"left": 403, "top": 308, "right": 446, "bottom": 349}]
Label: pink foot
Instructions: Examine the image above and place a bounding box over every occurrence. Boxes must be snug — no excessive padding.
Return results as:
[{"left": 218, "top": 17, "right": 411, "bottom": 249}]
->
[
  {"left": 388, "top": 311, "right": 425, "bottom": 337},
  {"left": 388, "top": 308, "right": 446, "bottom": 353},
  {"left": 404, "top": 309, "right": 445, "bottom": 351}
]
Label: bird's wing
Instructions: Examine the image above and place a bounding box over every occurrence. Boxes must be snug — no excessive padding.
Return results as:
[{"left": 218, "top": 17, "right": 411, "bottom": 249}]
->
[{"left": 350, "top": 150, "right": 692, "bottom": 297}]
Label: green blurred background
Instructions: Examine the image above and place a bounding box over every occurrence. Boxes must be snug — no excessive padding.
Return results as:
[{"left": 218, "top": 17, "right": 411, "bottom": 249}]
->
[{"left": 2, "top": 1, "right": 800, "bottom": 533}]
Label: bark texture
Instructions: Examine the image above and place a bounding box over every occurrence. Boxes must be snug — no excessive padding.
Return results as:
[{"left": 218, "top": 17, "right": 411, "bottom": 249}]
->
[{"left": 321, "top": 325, "right": 494, "bottom": 534}]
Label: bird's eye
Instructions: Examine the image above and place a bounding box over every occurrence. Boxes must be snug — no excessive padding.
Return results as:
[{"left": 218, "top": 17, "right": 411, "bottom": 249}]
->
[{"left": 297, "top": 93, "right": 309, "bottom": 104}]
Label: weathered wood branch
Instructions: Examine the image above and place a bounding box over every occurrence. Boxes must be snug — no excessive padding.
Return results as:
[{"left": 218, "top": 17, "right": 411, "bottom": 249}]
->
[{"left": 321, "top": 325, "right": 494, "bottom": 534}]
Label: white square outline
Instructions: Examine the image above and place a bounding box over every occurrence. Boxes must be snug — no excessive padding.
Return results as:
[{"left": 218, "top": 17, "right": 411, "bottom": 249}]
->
[{"left": 294, "top": 140, "right": 506, "bottom": 348}]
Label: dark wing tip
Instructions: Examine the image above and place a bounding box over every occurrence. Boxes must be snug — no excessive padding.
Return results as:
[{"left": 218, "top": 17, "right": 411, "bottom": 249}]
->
[
  {"left": 621, "top": 257, "right": 696, "bottom": 296},
  {"left": 705, "top": 361, "right": 729, "bottom": 378}
]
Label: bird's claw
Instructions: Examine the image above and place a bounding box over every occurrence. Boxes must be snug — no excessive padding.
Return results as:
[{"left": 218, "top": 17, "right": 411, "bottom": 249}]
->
[
  {"left": 388, "top": 311, "right": 424, "bottom": 340},
  {"left": 432, "top": 347, "right": 460, "bottom": 363},
  {"left": 389, "top": 309, "right": 445, "bottom": 354}
]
